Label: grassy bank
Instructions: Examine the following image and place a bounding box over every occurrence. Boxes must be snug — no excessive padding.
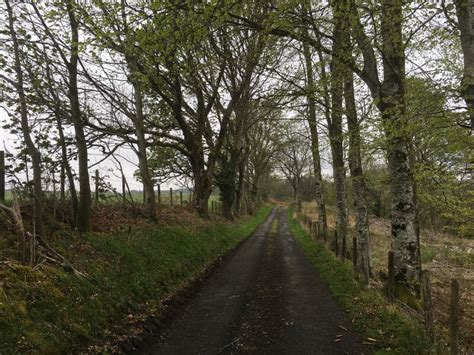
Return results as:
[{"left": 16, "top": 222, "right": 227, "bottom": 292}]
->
[
  {"left": 288, "top": 208, "right": 432, "bottom": 354},
  {"left": 0, "top": 206, "right": 272, "bottom": 353}
]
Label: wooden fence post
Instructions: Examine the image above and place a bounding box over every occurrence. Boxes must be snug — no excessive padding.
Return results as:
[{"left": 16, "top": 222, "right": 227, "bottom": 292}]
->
[
  {"left": 353, "top": 236, "right": 357, "bottom": 270},
  {"left": 387, "top": 250, "right": 395, "bottom": 301},
  {"left": 52, "top": 170, "right": 57, "bottom": 220},
  {"left": 421, "top": 270, "right": 434, "bottom": 340},
  {"left": 122, "top": 174, "right": 126, "bottom": 204},
  {"left": 157, "top": 184, "right": 161, "bottom": 204},
  {"left": 95, "top": 169, "right": 99, "bottom": 203},
  {"left": 170, "top": 188, "right": 173, "bottom": 205},
  {"left": 0, "top": 151, "right": 5, "bottom": 202},
  {"left": 211, "top": 200, "right": 214, "bottom": 213},
  {"left": 450, "top": 278, "right": 460, "bottom": 355},
  {"left": 341, "top": 234, "right": 346, "bottom": 260},
  {"left": 180, "top": 191, "right": 183, "bottom": 205},
  {"left": 60, "top": 164, "right": 65, "bottom": 201}
]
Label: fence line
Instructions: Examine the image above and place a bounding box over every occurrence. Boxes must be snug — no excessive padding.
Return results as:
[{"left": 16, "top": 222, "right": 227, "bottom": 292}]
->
[{"left": 295, "top": 209, "right": 463, "bottom": 353}]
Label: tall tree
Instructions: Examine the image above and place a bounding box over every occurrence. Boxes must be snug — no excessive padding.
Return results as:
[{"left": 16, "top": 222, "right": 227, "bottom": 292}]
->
[
  {"left": 65, "top": 1, "right": 91, "bottom": 232},
  {"left": 302, "top": 39, "right": 328, "bottom": 240},
  {"left": 5, "top": 0, "right": 43, "bottom": 261},
  {"left": 344, "top": 72, "right": 372, "bottom": 284},
  {"left": 328, "top": 0, "right": 349, "bottom": 256}
]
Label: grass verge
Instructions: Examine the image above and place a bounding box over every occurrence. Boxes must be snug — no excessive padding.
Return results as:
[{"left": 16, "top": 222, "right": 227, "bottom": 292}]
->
[
  {"left": 0, "top": 205, "right": 272, "bottom": 353},
  {"left": 288, "top": 207, "right": 432, "bottom": 354}
]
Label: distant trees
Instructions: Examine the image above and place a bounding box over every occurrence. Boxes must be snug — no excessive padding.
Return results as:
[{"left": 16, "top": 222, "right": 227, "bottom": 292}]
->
[{"left": 276, "top": 125, "right": 312, "bottom": 212}]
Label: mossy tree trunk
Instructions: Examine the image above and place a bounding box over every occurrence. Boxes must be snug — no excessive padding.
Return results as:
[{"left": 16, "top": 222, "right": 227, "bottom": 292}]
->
[
  {"left": 380, "top": 0, "right": 420, "bottom": 293},
  {"left": 329, "top": 0, "right": 349, "bottom": 256},
  {"left": 344, "top": 73, "right": 371, "bottom": 284}
]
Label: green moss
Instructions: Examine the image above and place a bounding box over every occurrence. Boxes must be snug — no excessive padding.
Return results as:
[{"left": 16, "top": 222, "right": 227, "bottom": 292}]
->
[
  {"left": 0, "top": 206, "right": 272, "bottom": 353},
  {"left": 288, "top": 208, "right": 432, "bottom": 354}
]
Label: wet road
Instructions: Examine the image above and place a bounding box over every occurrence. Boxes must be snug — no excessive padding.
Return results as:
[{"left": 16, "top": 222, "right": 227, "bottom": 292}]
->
[{"left": 139, "top": 208, "right": 363, "bottom": 354}]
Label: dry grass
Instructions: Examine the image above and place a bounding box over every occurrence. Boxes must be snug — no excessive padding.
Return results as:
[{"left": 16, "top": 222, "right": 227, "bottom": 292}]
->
[{"left": 301, "top": 201, "right": 474, "bottom": 353}]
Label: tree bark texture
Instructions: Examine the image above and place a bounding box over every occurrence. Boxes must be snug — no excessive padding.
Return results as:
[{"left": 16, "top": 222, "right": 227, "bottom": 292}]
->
[
  {"left": 347, "top": 0, "right": 421, "bottom": 292},
  {"left": 66, "top": 1, "right": 91, "bottom": 233},
  {"left": 344, "top": 73, "right": 371, "bottom": 284},
  {"left": 381, "top": 0, "right": 420, "bottom": 291},
  {"left": 455, "top": 0, "right": 474, "bottom": 130},
  {"left": 330, "top": 0, "right": 349, "bottom": 256}
]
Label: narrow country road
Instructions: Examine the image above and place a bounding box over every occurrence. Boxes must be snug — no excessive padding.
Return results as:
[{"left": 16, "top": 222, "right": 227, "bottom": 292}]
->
[{"left": 138, "top": 208, "right": 364, "bottom": 354}]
